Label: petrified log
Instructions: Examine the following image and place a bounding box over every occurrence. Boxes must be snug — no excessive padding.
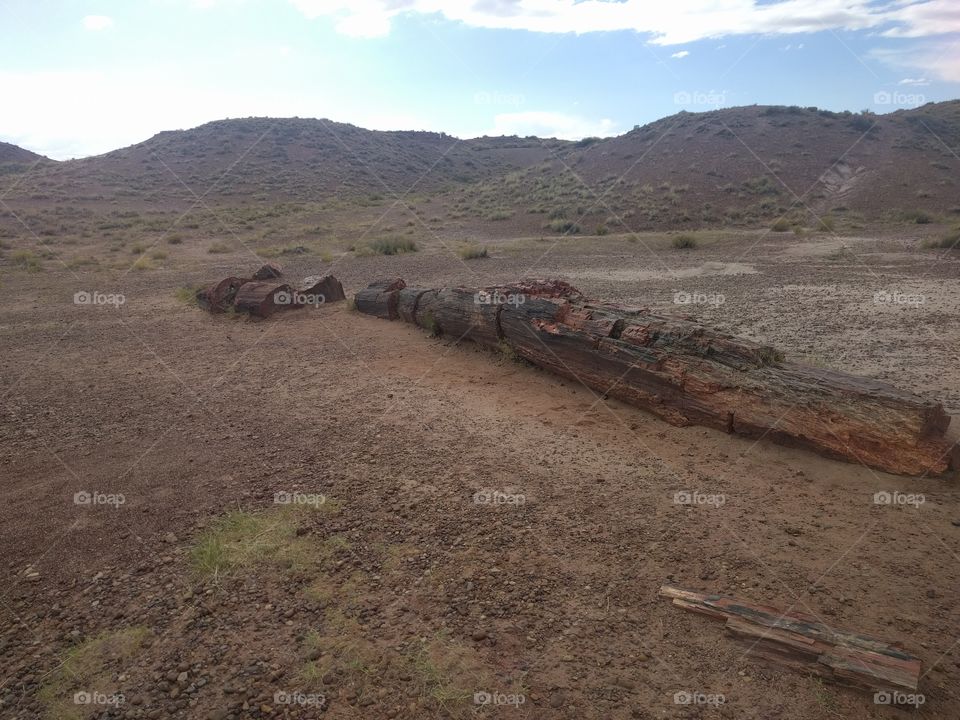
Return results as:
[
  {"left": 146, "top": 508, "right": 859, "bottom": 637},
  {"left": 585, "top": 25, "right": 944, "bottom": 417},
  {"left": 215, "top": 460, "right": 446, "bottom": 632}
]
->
[
  {"left": 234, "top": 281, "right": 293, "bottom": 318},
  {"left": 252, "top": 262, "right": 283, "bottom": 280},
  {"left": 353, "top": 278, "right": 955, "bottom": 476},
  {"left": 660, "top": 586, "right": 922, "bottom": 693},
  {"left": 355, "top": 278, "right": 405, "bottom": 320},
  {"left": 298, "top": 274, "right": 346, "bottom": 304},
  {"left": 196, "top": 276, "right": 247, "bottom": 312}
]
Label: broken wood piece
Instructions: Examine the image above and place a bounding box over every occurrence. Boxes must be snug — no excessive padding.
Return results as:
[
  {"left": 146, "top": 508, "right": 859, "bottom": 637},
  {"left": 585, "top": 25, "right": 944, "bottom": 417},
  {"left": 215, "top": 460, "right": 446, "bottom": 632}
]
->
[
  {"left": 352, "top": 278, "right": 955, "bottom": 476},
  {"left": 354, "top": 278, "right": 405, "bottom": 320},
  {"left": 659, "top": 585, "right": 921, "bottom": 692},
  {"left": 234, "top": 281, "right": 294, "bottom": 318},
  {"left": 196, "top": 276, "right": 247, "bottom": 312},
  {"left": 298, "top": 274, "right": 346, "bottom": 304}
]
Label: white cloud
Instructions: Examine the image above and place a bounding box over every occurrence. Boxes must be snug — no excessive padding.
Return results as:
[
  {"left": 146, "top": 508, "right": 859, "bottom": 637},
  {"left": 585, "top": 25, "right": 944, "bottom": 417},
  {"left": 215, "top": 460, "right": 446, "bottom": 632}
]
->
[
  {"left": 871, "top": 42, "right": 960, "bottom": 83},
  {"left": 671, "top": 50, "right": 690, "bottom": 58},
  {"left": 899, "top": 77, "right": 929, "bottom": 85},
  {"left": 82, "top": 15, "right": 114, "bottom": 31},
  {"left": 480, "top": 111, "right": 618, "bottom": 140},
  {"left": 290, "top": 0, "right": 960, "bottom": 45}
]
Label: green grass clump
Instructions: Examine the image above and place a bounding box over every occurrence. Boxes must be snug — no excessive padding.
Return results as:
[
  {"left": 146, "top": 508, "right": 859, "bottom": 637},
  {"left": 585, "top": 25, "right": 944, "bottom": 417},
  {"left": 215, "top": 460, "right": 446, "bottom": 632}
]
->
[
  {"left": 131, "top": 256, "right": 155, "bottom": 271},
  {"left": 368, "top": 237, "right": 418, "bottom": 255},
  {"left": 901, "top": 210, "right": 933, "bottom": 224},
  {"left": 671, "top": 234, "right": 697, "bottom": 249},
  {"left": 208, "top": 241, "right": 231, "bottom": 254},
  {"left": 545, "top": 219, "right": 580, "bottom": 235},
  {"left": 483, "top": 209, "right": 513, "bottom": 221},
  {"left": 174, "top": 286, "right": 199, "bottom": 306},
  {"left": 11, "top": 250, "right": 43, "bottom": 271},
  {"left": 459, "top": 244, "right": 488, "bottom": 260},
  {"left": 189, "top": 505, "right": 337, "bottom": 581},
  {"left": 38, "top": 628, "right": 151, "bottom": 720},
  {"left": 924, "top": 228, "right": 960, "bottom": 249}
]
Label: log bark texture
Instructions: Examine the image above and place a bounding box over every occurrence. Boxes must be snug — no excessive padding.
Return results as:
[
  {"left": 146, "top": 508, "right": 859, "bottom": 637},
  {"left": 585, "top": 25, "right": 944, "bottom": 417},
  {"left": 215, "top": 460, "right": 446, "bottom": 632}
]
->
[
  {"left": 235, "top": 281, "right": 293, "bottom": 318},
  {"left": 196, "top": 277, "right": 248, "bottom": 312},
  {"left": 298, "top": 275, "right": 346, "bottom": 304},
  {"left": 353, "top": 278, "right": 955, "bottom": 476}
]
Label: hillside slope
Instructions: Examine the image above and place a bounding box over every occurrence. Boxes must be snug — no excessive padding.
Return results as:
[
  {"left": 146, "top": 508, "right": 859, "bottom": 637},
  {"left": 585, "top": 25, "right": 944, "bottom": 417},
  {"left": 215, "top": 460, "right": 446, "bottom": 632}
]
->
[
  {"left": 444, "top": 102, "right": 960, "bottom": 233},
  {"left": 0, "top": 141, "right": 47, "bottom": 166},
  {"left": 3, "top": 118, "right": 568, "bottom": 206}
]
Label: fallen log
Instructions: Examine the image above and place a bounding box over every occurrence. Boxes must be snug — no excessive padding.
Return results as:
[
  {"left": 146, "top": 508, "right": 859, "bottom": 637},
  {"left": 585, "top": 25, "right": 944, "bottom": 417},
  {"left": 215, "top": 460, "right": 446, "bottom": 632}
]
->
[
  {"left": 659, "top": 585, "right": 922, "bottom": 693},
  {"left": 355, "top": 278, "right": 405, "bottom": 320},
  {"left": 234, "top": 281, "right": 293, "bottom": 318},
  {"left": 196, "top": 277, "right": 247, "bottom": 312},
  {"left": 298, "top": 274, "right": 346, "bottom": 304},
  {"left": 353, "top": 278, "right": 955, "bottom": 476}
]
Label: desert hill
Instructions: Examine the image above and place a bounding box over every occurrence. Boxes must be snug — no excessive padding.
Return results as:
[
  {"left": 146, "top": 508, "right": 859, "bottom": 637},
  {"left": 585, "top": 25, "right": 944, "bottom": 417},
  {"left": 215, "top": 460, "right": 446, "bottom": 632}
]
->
[{"left": 443, "top": 102, "right": 960, "bottom": 233}]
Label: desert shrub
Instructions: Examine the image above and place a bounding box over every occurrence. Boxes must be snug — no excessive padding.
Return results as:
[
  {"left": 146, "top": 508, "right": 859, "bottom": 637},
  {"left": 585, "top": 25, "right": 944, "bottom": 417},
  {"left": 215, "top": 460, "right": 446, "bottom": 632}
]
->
[
  {"left": 595, "top": 224, "right": 609, "bottom": 236},
  {"left": 483, "top": 209, "right": 512, "bottom": 221},
  {"left": 131, "top": 256, "right": 155, "bottom": 271},
  {"left": 208, "top": 241, "right": 231, "bottom": 254},
  {"left": 166, "top": 234, "right": 184, "bottom": 244},
  {"left": 671, "top": 234, "right": 697, "bottom": 249},
  {"left": 545, "top": 219, "right": 580, "bottom": 234},
  {"left": 11, "top": 250, "right": 42, "bottom": 271},
  {"left": 368, "top": 237, "right": 417, "bottom": 255},
  {"left": 459, "top": 244, "right": 488, "bottom": 260},
  {"left": 901, "top": 210, "right": 933, "bottom": 224},
  {"left": 174, "top": 286, "right": 199, "bottom": 306},
  {"left": 149, "top": 249, "right": 168, "bottom": 260},
  {"left": 925, "top": 228, "right": 960, "bottom": 249},
  {"left": 817, "top": 215, "right": 836, "bottom": 232},
  {"left": 771, "top": 218, "right": 791, "bottom": 232}
]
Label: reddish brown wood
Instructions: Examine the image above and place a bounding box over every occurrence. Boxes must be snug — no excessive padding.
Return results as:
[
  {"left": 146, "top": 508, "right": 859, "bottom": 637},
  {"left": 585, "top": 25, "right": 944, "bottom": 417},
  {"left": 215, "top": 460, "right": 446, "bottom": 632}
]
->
[
  {"left": 355, "top": 278, "right": 405, "bottom": 319},
  {"left": 660, "top": 585, "right": 922, "bottom": 692},
  {"left": 353, "top": 278, "right": 955, "bottom": 476},
  {"left": 196, "top": 276, "right": 247, "bottom": 312},
  {"left": 298, "top": 274, "right": 346, "bottom": 304},
  {"left": 234, "top": 281, "right": 293, "bottom": 318}
]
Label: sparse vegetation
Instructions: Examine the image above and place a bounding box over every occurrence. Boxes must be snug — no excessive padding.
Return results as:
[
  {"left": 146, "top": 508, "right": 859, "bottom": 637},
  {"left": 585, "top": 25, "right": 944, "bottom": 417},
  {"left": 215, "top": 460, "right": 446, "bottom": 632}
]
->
[
  {"left": 459, "top": 244, "right": 488, "bottom": 259},
  {"left": 11, "top": 249, "right": 43, "bottom": 271},
  {"left": 771, "top": 218, "right": 791, "bottom": 232},
  {"left": 367, "top": 237, "right": 418, "bottom": 255},
  {"left": 207, "top": 241, "right": 231, "bottom": 253},
  {"left": 174, "top": 286, "right": 199, "bottom": 306},
  {"left": 672, "top": 234, "right": 697, "bottom": 249}
]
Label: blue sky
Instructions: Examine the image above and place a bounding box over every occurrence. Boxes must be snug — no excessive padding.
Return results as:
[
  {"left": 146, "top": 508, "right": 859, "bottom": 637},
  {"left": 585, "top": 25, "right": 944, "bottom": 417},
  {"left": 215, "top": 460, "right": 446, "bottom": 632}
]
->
[{"left": 1, "top": 0, "right": 958, "bottom": 159}]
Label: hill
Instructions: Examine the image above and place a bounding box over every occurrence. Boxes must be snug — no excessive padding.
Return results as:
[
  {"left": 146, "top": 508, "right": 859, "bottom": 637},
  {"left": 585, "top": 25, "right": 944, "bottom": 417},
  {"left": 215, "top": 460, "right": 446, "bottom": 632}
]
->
[
  {"left": 2, "top": 118, "right": 568, "bottom": 206},
  {"left": 441, "top": 101, "right": 960, "bottom": 234},
  {"left": 0, "top": 141, "right": 47, "bottom": 168}
]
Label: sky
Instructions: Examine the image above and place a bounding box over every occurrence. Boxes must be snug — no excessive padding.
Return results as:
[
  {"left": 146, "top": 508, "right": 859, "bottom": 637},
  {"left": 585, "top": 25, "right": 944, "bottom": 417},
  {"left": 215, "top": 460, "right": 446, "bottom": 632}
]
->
[{"left": 1, "top": 0, "right": 958, "bottom": 159}]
